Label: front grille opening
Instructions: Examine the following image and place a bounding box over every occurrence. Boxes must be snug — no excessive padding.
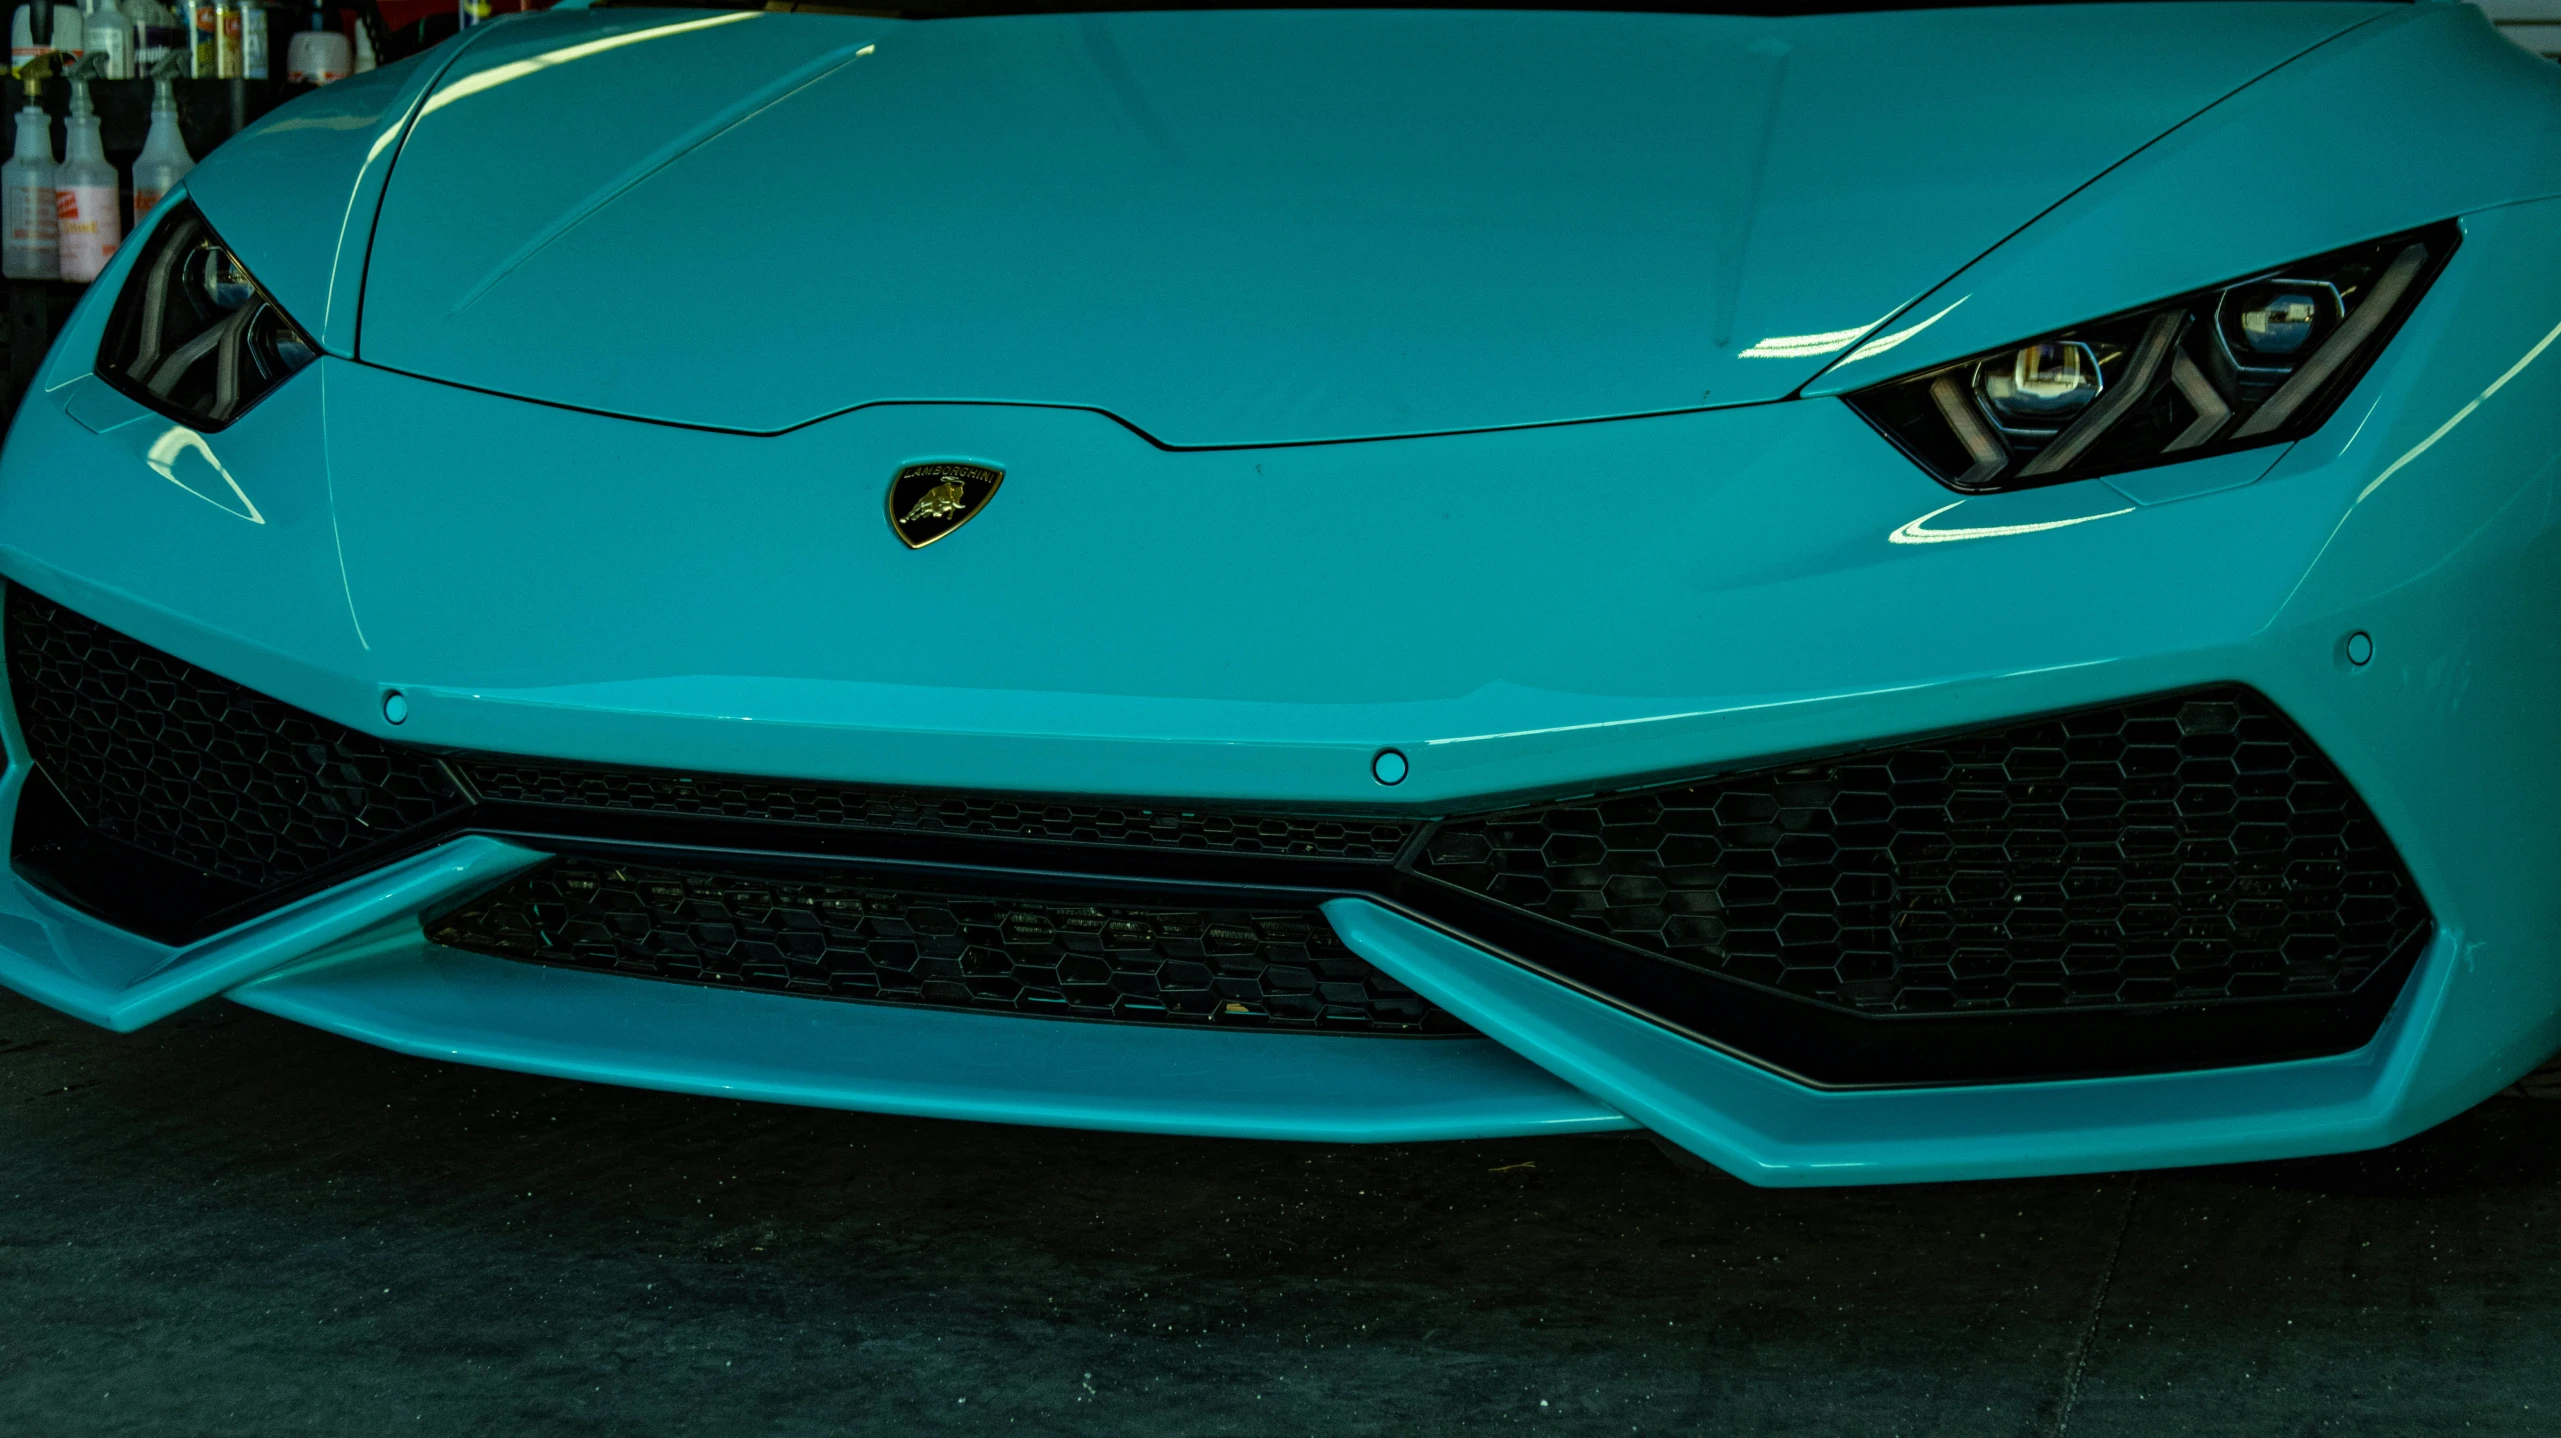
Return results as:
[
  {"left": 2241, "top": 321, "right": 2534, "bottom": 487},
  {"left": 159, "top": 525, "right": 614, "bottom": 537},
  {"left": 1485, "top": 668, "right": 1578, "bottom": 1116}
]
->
[
  {"left": 0, "top": 585, "right": 2433, "bottom": 1081},
  {"left": 428, "top": 857, "right": 1469, "bottom": 1037},
  {"left": 0, "top": 585, "right": 1405, "bottom": 945},
  {"left": 1416, "top": 686, "right": 2433, "bottom": 1021},
  {"left": 460, "top": 758, "right": 1418, "bottom": 861},
  {"left": 4, "top": 584, "right": 469, "bottom": 940}
]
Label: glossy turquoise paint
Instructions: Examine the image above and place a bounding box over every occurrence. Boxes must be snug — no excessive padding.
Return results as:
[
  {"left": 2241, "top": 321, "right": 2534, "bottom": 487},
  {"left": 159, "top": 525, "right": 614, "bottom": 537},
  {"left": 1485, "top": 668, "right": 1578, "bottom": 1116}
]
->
[
  {"left": 228, "top": 939, "right": 1636, "bottom": 1142},
  {"left": 181, "top": 46, "right": 481, "bottom": 355},
  {"left": 0, "top": 589, "right": 1626, "bottom": 1140},
  {"left": 0, "top": 198, "right": 2522, "bottom": 813},
  {"left": 0, "top": 834, "right": 547, "bottom": 1030},
  {"left": 1327, "top": 901, "right": 2475, "bottom": 1187},
  {"left": 0, "top": 5, "right": 2555, "bottom": 1179},
  {"left": 355, "top": 4, "right": 2383, "bottom": 441},
  {"left": 1806, "top": 3, "right": 2561, "bottom": 395},
  {"left": 25, "top": 361, "right": 386, "bottom": 707},
  {"left": 0, "top": 617, "right": 553, "bottom": 1029},
  {"left": 0, "top": 366, "right": 2366, "bottom": 806}
]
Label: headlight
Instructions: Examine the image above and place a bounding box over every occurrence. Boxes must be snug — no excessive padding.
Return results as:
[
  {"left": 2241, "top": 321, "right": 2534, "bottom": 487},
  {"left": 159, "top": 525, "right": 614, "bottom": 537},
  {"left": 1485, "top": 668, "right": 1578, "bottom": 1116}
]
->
[
  {"left": 96, "top": 202, "right": 319, "bottom": 431},
  {"left": 1845, "top": 222, "right": 2459, "bottom": 493}
]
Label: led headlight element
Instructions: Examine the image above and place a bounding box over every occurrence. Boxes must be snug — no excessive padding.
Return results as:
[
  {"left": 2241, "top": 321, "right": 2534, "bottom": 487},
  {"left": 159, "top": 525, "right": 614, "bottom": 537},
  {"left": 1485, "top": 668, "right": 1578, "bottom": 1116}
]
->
[
  {"left": 1847, "top": 223, "right": 2458, "bottom": 493},
  {"left": 2225, "top": 281, "right": 2339, "bottom": 360},
  {"left": 96, "top": 202, "right": 319, "bottom": 431},
  {"left": 1980, "top": 341, "right": 2101, "bottom": 425}
]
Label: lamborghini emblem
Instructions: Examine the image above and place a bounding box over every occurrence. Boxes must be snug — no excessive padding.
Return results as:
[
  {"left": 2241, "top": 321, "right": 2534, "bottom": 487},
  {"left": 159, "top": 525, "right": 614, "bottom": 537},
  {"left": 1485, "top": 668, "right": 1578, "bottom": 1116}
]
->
[{"left": 885, "top": 462, "right": 1004, "bottom": 549}]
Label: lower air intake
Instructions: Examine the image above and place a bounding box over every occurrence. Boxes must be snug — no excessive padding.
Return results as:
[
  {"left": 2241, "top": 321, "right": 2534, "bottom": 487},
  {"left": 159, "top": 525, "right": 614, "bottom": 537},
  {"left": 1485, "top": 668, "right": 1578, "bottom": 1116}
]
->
[
  {"left": 460, "top": 758, "right": 1416, "bottom": 860},
  {"left": 429, "top": 858, "right": 1468, "bottom": 1037},
  {"left": 5, "top": 584, "right": 468, "bottom": 937},
  {"left": 1416, "top": 686, "right": 2431, "bottom": 1019}
]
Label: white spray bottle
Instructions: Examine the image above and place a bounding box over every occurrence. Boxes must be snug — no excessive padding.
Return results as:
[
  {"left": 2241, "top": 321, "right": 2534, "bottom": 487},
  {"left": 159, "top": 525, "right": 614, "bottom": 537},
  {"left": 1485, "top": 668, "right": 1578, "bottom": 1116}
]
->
[
  {"left": 131, "top": 48, "right": 188, "bottom": 219},
  {"left": 8, "top": 3, "right": 83, "bottom": 69},
  {"left": 281, "top": 0, "right": 339, "bottom": 82},
  {"left": 76, "top": 0, "right": 119, "bottom": 74},
  {"left": 125, "top": 0, "right": 184, "bottom": 70},
  {"left": 54, "top": 50, "right": 113, "bottom": 280},
  {"left": 1, "top": 54, "right": 56, "bottom": 280}
]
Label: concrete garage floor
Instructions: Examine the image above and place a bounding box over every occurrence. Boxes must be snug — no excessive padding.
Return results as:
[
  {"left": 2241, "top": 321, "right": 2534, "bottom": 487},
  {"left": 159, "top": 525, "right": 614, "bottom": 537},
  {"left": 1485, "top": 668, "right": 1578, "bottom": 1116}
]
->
[{"left": 1, "top": 989, "right": 2556, "bottom": 1437}]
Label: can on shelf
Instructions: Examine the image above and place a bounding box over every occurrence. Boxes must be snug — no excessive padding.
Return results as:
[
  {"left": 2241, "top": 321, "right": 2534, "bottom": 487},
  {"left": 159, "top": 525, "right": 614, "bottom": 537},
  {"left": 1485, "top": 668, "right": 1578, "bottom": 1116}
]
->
[
  {"left": 183, "top": 0, "right": 216, "bottom": 76},
  {"left": 214, "top": 0, "right": 242, "bottom": 78}
]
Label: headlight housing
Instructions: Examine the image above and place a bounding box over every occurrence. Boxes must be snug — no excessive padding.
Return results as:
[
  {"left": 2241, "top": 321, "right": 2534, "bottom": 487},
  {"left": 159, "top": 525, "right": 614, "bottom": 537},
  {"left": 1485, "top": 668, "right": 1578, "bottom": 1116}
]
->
[
  {"left": 96, "top": 202, "right": 320, "bottom": 431},
  {"left": 1845, "top": 223, "right": 2458, "bottom": 493}
]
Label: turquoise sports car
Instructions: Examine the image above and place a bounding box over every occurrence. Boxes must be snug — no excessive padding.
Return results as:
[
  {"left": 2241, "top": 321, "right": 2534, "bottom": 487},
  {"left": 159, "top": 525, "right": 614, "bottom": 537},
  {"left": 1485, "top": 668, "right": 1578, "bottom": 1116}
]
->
[{"left": 2, "top": 0, "right": 2556, "bottom": 1185}]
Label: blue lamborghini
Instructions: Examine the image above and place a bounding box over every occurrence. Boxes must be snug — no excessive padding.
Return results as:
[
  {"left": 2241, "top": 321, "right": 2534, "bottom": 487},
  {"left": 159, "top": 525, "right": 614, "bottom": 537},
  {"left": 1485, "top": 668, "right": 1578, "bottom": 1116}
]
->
[{"left": 1, "top": 0, "right": 2556, "bottom": 1185}]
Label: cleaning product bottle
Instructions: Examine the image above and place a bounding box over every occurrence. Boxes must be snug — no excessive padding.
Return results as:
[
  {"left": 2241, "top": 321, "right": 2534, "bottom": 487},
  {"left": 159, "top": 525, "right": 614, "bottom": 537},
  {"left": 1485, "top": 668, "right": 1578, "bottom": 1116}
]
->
[
  {"left": 210, "top": 0, "right": 235, "bottom": 76},
  {"left": 1, "top": 56, "right": 57, "bottom": 279},
  {"left": 181, "top": 0, "right": 209, "bottom": 74},
  {"left": 76, "top": 0, "right": 121, "bottom": 75},
  {"left": 131, "top": 50, "right": 188, "bottom": 218},
  {"left": 125, "top": 0, "right": 181, "bottom": 70},
  {"left": 281, "top": 0, "right": 340, "bottom": 82},
  {"left": 54, "top": 52, "right": 114, "bottom": 280},
  {"left": 238, "top": 0, "right": 262, "bottom": 77},
  {"left": 9, "top": 2, "right": 82, "bottom": 68}
]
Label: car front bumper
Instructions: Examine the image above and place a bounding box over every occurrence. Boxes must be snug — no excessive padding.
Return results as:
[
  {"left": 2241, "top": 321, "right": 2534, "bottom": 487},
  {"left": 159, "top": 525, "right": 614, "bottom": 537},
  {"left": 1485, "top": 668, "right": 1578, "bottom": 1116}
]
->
[{"left": 2, "top": 200, "right": 2557, "bottom": 1185}]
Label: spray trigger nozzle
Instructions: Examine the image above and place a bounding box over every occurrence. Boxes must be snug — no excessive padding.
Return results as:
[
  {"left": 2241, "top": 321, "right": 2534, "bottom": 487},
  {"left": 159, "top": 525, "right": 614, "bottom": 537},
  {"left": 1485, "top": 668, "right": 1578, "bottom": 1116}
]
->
[
  {"left": 12, "top": 53, "right": 55, "bottom": 103},
  {"left": 64, "top": 51, "right": 103, "bottom": 114}
]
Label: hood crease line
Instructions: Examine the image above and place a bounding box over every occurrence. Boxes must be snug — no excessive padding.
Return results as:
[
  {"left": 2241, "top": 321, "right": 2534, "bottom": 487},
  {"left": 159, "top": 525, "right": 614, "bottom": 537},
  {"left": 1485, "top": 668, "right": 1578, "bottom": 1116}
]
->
[{"left": 445, "top": 34, "right": 879, "bottom": 318}]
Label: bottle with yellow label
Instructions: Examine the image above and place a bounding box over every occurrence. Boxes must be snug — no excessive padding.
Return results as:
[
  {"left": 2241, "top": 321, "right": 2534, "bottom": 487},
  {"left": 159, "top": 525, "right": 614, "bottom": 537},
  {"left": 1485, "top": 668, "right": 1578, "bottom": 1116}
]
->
[
  {"left": 212, "top": 0, "right": 238, "bottom": 75},
  {"left": 182, "top": 0, "right": 213, "bottom": 75}
]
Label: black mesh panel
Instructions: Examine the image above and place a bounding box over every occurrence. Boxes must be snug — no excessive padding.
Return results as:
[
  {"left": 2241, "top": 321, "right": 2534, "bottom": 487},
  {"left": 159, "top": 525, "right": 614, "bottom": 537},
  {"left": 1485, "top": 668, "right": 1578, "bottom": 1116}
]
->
[
  {"left": 429, "top": 857, "right": 1466, "bottom": 1036},
  {"left": 1416, "top": 687, "right": 2431, "bottom": 1017},
  {"left": 460, "top": 759, "right": 1414, "bottom": 861},
  {"left": 1, "top": 584, "right": 2433, "bottom": 1077},
  {"left": 5, "top": 585, "right": 466, "bottom": 895}
]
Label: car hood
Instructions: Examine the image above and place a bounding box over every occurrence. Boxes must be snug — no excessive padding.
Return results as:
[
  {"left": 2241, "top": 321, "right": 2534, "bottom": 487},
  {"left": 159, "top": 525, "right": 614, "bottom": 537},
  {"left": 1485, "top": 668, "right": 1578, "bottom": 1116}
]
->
[{"left": 347, "top": 4, "right": 2383, "bottom": 443}]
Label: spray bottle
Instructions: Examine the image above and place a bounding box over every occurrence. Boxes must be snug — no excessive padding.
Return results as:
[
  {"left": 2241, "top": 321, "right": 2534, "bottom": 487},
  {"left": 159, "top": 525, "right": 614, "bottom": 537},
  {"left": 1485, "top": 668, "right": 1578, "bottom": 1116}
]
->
[
  {"left": 181, "top": 0, "right": 208, "bottom": 74},
  {"left": 8, "top": 2, "right": 81, "bottom": 69},
  {"left": 131, "top": 49, "right": 188, "bottom": 220},
  {"left": 54, "top": 51, "right": 113, "bottom": 280},
  {"left": 2, "top": 54, "right": 54, "bottom": 279},
  {"left": 76, "top": 0, "right": 120, "bottom": 74},
  {"left": 211, "top": 0, "right": 236, "bottom": 76},
  {"left": 126, "top": 0, "right": 184, "bottom": 70},
  {"left": 239, "top": 0, "right": 264, "bottom": 77},
  {"left": 282, "top": 0, "right": 340, "bottom": 83}
]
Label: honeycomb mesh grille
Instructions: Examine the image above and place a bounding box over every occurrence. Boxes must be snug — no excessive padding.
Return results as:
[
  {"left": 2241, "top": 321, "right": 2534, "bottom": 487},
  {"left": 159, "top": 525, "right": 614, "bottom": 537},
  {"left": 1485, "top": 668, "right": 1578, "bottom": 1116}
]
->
[
  {"left": 1416, "top": 688, "right": 2432, "bottom": 1016},
  {"left": 5, "top": 587, "right": 467, "bottom": 892},
  {"left": 459, "top": 759, "right": 1416, "bottom": 862},
  {"left": 429, "top": 858, "right": 1468, "bottom": 1036}
]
